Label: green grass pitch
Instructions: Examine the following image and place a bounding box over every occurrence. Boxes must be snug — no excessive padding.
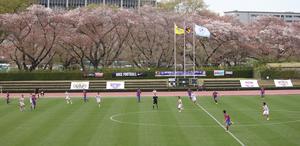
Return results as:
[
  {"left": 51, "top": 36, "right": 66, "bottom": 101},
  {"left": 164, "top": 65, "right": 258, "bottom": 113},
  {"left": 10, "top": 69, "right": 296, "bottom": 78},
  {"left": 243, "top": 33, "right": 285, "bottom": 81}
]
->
[{"left": 0, "top": 95, "right": 300, "bottom": 146}]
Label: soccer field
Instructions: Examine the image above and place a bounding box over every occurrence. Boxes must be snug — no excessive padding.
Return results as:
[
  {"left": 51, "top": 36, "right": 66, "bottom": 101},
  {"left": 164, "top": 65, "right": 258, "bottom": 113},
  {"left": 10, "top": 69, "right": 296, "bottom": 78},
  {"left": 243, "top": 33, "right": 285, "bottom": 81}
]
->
[{"left": 1, "top": 95, "right": 300, "bottom": 146}]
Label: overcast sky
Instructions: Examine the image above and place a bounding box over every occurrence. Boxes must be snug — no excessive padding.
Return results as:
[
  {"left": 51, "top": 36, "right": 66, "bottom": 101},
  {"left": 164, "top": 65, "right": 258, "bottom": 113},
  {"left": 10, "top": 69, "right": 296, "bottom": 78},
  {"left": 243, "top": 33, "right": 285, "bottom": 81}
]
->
[{"left": 204, "top": 0, "right": 300, "bottom": 14}]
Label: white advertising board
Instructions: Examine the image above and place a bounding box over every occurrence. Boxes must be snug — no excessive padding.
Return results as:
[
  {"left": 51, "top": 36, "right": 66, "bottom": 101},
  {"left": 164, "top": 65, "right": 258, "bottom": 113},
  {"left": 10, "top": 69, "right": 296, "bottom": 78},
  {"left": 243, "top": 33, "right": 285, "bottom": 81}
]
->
[
  {"left": 106, "top": 81, "right": 125, "bottom": 89},
  {"left": 70, "top": 81, "right": 89, "bottom": 90},
  {"left": 240, "top": 80, "right": 259, "bottom": 88},
  {"left": 274, "top": 80, "right": 293, "bottom": 87}
]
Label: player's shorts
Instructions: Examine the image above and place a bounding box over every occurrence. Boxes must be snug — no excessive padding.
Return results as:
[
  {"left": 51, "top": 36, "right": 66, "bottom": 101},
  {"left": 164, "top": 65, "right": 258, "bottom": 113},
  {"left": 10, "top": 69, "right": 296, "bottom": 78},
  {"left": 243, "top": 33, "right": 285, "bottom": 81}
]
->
[
  {"left": 192, "top": 97, "right": 196, "bottom": 102},
  {"left": 65, "top": 96, "right": 70, "bottom": 100},
  {"left": 213, "top": 95, "right": 217, "bottom": 99},
  {"left": 153, "top": 100, "right": 157, "bottom": 104},
  {"left": 178, "top": 104, "right": 183, "bottom": 109},
  {"left": 96, "top": 99, "right": 101, "bottom": 103},
  {"left": 263, "top": 110, "right": 269, "bottom": 115},
  {"left": 20, "top": 102, "right": 25, "bottom": 106},
  {"left": 226, "top": 120, "right": 231, "bottom": 126}
]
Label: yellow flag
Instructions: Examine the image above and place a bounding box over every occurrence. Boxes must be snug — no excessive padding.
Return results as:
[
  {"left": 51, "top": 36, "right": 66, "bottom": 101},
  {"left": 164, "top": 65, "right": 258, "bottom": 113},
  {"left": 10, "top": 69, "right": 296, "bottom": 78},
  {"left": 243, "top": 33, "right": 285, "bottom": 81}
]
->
[{"left": 174, "top": 24, "right": 185, "bottom": 35}]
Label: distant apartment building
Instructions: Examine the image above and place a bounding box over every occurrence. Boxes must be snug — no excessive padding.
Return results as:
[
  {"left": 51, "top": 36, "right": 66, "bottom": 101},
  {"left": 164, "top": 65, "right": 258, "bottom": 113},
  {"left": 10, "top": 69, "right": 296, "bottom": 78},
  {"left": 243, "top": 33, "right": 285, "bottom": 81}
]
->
[
  {"left": 39, "top": 0, "right": 157, "bottom": 9},
  {"left": 224, "top": 10, "right": 300, "bottom": 24}
]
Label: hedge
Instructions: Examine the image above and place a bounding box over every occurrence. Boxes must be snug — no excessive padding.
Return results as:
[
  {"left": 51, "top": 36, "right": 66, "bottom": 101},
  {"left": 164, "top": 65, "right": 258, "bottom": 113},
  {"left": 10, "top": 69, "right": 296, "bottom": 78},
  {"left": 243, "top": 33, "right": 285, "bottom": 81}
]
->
[
  {"left": 0, "top": 67, "right": 254, "bottom": 81},
  {"left": 260, "top": 69, "right": 300, "bottom": 79},
  {"left": 0, "top": 72, "right": 83, "bottom": 81}
]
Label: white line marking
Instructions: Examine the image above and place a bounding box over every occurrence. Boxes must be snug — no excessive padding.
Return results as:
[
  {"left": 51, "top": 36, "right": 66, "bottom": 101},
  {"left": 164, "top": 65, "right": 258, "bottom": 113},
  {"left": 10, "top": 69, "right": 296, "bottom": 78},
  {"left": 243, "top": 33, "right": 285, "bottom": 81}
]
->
[
  {"left": 109, "top": 110, "right": 300, "bottom": 128},
  {"left": 196, "top": 103, "right": 246, "bottom": 146}
]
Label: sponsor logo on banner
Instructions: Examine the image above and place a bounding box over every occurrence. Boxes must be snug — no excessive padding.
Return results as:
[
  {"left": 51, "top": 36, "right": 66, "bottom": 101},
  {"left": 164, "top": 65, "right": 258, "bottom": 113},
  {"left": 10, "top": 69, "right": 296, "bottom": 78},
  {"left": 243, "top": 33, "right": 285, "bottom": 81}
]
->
[
  {"left": 94, "top": 72, "right": 104, "bottom": 78},
  {"left": 106, "top": 81, "right": 125, "bottom": 89},
  {"left": 240, "top": 80, "right": 259, "bottom": 88},
  {"left": 70, "top": 82, "right": 89, "bottom": 90},
  {"left": 112, "top": 72, "right": 146, "bottom": 77},
  {"left": 225, "top": 71, "right": 233, "bottom": 75},
  {"left": 155, "top": 71, "right": 206, "bottom": 77},
  {"left": 214, "top": 70, "right": 225, "bottom": 76},
  {"left": 84, "top": 72, "right": 103, "bottom": 78},
  {"left": 274, "top": 80, "right": 293, "bottom": 87}
]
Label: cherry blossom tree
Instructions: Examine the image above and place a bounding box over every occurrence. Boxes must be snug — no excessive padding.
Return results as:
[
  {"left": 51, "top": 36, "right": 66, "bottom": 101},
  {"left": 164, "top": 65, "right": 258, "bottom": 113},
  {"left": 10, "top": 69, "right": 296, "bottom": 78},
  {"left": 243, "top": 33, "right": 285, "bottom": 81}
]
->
[
  {"left": 64, "top": 7, "right": 132, "bottom": 70},
  {"left": 1, "top": 5, "right": 63, "bottom": 71},
  {"left": 125, "top": 7, "right": 175, "bottom": 68},
  {"left": 246, "top": 17, "right": 300, "bottom": 62}
]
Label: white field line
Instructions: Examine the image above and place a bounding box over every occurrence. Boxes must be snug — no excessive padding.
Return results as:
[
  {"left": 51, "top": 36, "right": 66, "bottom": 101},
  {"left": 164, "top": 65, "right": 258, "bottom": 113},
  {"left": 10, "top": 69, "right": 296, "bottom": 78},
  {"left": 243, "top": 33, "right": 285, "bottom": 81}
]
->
[{"left": 196, "top": 103, "right": 246, "bottom": 146}]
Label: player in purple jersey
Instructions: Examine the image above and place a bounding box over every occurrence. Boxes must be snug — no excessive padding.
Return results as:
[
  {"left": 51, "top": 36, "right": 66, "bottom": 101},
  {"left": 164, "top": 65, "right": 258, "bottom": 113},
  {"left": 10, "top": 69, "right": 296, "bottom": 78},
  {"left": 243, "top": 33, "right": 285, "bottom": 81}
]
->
[
  {"left": 223, "top": 110, "right": 232, "bottom": 131},
  {"left": 212, "top": 91, "right": 218, "bottom": 104},
  {"left": 31, "top": 94, "right": 37, "bottom": 110},
  {"left": 260, "top": 87, "right": 265, "bottom": 98},
  {"left": 6, "top": 91, "right": 10, "bottom": 104},
  {"left": 187, "top": 88, "right": 192, "bottom": 100},
  {"left": 83, "top": 90, "right": 88, "bottom": 103},
  {"left": 136, "top": 88, "right": 141, "bottom": 103}
]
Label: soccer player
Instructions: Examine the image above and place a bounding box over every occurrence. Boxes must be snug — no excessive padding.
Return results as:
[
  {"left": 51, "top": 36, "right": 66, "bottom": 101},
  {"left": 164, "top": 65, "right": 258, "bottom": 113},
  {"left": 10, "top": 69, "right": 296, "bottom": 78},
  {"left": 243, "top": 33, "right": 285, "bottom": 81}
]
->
[
  {"left": 177, "top": 96, "right": 183, "bottom": 112},
  {"left": 6, "top": 91, "right": 10, "bottom": 104},
  {"left": 152, "top": 94, "right": 158, "bottom": 109},
  {"left": 262, "top": 102, "right": 270, "bottom": 120},
  {"left": 212, "top": 91, "right": 218, "bottom": 104},
  {"left": 153, "top": 89, "right": 157, "bottom": 96},
  {"left": 187, "top": 88, "right": 192, "bottom": 100},
  {"left": 96, "top": 92, "right": 101, "bottom": 108},
  {"left": 83, "top": 90, "right": 88, "bottom": 103},
  {"left": 260, "top": 87, "right": 265, "bottom": 98},
  {"left": 40, "top": 89, "right": 45, "bottom": 98},
  {"left": 29, "top": 93, "right": 33, "bottom": 109},
  {"left": 191, "top": 92, "right": 197, "bottom": 104},
  {"left": 223, "top": 110, "right": 232, "bottom": 131},
  {"left": 19, "top": 94, "right": 25, "bottom": 112},
  {"left": 65, "top": 91, "right": 72, "bottom": 104},
  {"left": 31, "top": 93, "right": 37, "bottom": 110},
  {"left": 136, "top": 88, "right": 141, "bottom": 103}
]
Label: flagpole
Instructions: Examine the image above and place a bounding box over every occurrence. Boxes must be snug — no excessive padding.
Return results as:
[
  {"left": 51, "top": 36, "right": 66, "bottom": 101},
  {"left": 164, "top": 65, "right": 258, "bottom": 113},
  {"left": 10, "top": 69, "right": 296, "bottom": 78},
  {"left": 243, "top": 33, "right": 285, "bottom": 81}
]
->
[
  {"left": 174, "top": 23, "right": 177, "bottom": 82},
  {"left": 183, "top": 21, "right": 186, "bottom": 79},
  {"left": 193, "top": 23, "right": 196, "bottom": 79}
]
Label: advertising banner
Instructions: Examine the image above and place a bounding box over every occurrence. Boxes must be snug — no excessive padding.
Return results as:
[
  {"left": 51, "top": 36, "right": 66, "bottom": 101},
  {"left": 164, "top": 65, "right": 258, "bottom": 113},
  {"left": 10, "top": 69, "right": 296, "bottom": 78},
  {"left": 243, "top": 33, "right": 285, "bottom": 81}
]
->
[
  {"left": 240, "top": 80, "right": 259, "bottom": 88},
  {"left": 225, "top": 71, "right": 233, "bottom": 75},
  {"left": 214, "top": 70, "right": 225, "bottom": 76},
  {"left": 112, "top": 72, "right": 146, "bottom": 77},
  {"left": 70, "top": 81, "right": 89, "bottom": 90},
  {"left": 106, "top": 81, "right": 125, "bottom": 89},
  {"left": 274, "top": 80, "right": 293, "bottom": 87},
  {"left": 155, "top": 71, "right": 206, "bottom": 77}
]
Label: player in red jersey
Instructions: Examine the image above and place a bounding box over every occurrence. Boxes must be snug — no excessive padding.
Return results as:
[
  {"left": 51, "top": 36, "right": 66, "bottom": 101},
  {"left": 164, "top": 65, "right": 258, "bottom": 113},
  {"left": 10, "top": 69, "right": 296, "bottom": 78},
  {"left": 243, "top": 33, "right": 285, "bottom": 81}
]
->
[{"left": 223, "top": 110, "right": 232, "bottom": 131}]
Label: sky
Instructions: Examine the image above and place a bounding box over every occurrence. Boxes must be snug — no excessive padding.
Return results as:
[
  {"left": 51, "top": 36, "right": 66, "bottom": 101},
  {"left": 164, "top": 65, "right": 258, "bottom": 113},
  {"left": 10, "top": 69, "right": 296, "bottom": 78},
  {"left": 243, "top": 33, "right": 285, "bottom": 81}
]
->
[{"left": 204, "top": 0, "right": 300, "bottom": 14}]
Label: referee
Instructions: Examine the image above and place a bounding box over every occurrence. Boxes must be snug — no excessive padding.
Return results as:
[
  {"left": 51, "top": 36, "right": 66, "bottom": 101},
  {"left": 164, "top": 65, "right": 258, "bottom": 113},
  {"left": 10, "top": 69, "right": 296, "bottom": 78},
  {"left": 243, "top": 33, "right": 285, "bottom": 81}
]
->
[{"left": 152, "top": 95, "right": 158, "bottom": 109}]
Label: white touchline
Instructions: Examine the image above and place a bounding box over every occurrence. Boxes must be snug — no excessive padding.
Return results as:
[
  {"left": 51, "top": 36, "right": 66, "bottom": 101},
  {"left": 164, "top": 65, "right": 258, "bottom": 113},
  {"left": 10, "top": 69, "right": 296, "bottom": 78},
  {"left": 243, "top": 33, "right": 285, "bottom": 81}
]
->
[{"left": 196, "top": 103, "right": 246, "bottom": 146}]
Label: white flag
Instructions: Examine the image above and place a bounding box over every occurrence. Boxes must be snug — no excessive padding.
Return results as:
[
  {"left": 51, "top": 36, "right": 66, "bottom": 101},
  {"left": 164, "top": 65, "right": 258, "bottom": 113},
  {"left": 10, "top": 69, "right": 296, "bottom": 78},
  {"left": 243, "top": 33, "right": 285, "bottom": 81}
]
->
[{"left": 195, "top": 24, "right": 210, "bottom": 38}]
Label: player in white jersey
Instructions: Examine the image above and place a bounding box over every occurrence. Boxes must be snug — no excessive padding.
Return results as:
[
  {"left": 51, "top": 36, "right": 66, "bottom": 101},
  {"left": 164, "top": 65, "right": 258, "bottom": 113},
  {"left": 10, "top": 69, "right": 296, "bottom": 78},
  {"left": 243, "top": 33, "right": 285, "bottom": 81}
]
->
[
  {"left": 19, "top": 94, "right": 25, "bottom": 112},
  {"left": 262, "top": 102, "right": 270, "bottom": 120},
  {"left": 65, "top": 91, "right": 72, "bottom": 104},
  {"left": 95, "top": 92, "right": 101, "bottom": 108},
  {"left": 29, "top": 94, "right": 33, "bottom": 105},
  {"left": 177, "top": 96, "right": 183, "bottom": 112},
  {"left": 191, "top": 92, "right": 197, "bottom": 104},
  {"left": 153, "top": 89, "right": 157, "bottom": 96}
]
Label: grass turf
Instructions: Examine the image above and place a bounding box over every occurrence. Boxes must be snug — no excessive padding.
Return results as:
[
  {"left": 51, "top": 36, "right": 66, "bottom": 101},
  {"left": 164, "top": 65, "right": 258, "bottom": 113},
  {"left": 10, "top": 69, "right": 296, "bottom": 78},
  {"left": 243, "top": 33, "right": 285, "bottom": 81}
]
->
[{"left": 0, "top": 95, "right": 300, "bottom": 146}]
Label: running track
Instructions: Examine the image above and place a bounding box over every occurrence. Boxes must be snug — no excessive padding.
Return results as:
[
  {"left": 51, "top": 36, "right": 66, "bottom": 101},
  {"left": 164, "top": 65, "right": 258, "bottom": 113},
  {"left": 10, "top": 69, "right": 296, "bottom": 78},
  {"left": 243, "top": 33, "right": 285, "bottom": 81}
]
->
[{"left": 3, "top": 90, "right": 300, "bottom": 98}]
